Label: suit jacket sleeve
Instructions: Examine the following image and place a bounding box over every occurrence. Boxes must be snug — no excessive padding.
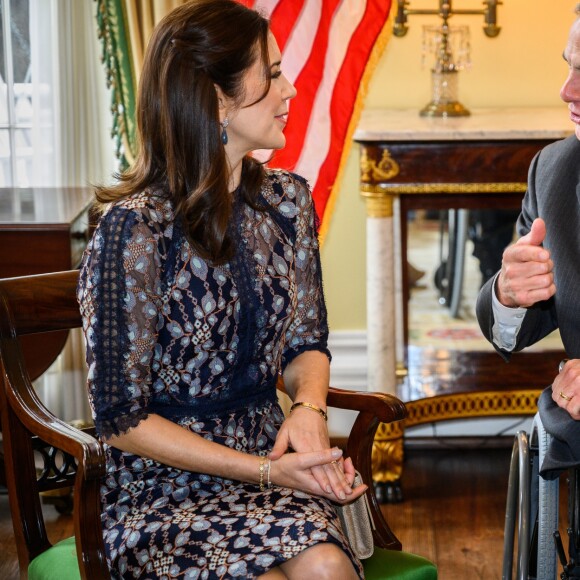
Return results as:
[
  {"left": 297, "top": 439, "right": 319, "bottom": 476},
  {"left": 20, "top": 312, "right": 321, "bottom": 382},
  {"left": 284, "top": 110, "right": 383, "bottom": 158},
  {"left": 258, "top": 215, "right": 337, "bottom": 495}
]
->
[{"left": 476, "top": 148, "right": 558, "bottom": 360}]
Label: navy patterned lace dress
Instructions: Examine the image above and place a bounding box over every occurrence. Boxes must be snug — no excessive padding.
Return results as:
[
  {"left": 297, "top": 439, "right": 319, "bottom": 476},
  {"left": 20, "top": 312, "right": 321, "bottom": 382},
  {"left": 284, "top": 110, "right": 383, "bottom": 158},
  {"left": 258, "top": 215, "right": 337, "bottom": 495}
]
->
[{"left": 77, "top": 170, "right": 363, "bottom": 579}]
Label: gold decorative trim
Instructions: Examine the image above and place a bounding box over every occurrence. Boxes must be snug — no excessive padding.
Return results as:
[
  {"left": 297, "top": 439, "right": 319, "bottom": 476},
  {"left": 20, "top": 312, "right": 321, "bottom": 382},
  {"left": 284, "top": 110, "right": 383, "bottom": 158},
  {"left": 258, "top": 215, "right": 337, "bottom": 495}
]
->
[
  {"left": 361, "top": 192, "right": 394, "bottom": 218},
  {"left": 361, "top": 149, "right": 400, "bottom": 183},
  {"left": 375, "top": 389, "right": 541, "bottom": 440},
  {"left": 361, "top": 182, "right": 528, "bottom": 195},
  {"left": 371, "top": 389, "right": 541, "bottom": 482},
  {"left": 372, "top": 438, "right": 404, "bottom": 483}
]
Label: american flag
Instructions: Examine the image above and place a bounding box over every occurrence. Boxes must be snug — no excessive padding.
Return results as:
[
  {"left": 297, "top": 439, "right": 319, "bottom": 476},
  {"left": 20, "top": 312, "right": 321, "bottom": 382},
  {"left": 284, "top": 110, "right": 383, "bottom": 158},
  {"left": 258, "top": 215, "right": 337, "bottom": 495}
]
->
[{"left": 239, "top": 0, "right": 394, "bottom": 239}]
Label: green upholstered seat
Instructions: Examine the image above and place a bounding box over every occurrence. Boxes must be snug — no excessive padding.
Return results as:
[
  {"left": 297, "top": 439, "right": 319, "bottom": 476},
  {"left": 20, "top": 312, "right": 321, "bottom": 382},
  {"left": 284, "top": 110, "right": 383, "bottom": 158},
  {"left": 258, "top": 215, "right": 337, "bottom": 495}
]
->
[
  {"left": 28, "top": 536, "right": 436, "bottom": 580},
  {"left": 28, "top": 536, "right": 80, "bottom": 580},
  {"left": 363, "top": 547, "right": 438, "bottom": 580}
]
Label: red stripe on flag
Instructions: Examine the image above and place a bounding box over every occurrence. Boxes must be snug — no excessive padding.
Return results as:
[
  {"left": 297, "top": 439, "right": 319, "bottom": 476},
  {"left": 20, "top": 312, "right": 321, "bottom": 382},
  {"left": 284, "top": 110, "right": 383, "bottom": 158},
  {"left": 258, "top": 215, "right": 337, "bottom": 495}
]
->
[
  {"left": 272, "top": 0, "right": 341, "bottom": 172},
  {"left": 238, "top": 0, "right": 394, "bottom": 231},
  {"left": 311, "top": 1, "right": 392, "bottom": 221}
]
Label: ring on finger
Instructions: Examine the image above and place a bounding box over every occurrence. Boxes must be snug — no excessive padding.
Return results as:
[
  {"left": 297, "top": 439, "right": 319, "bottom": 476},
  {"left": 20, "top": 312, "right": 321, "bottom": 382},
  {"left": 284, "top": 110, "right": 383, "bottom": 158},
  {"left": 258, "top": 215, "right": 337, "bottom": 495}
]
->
[
  {"left": 560, "top": 390, "right": 573, "bottom": 402},
  {"left": 329, "top": 461, "right": 345, "bottom": 477}
]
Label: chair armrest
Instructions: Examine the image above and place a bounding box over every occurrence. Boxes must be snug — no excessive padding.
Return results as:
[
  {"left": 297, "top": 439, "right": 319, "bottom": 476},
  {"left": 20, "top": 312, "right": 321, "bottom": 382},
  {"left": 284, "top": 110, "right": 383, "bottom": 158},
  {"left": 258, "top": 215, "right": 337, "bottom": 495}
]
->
[
  {"left": 3, "top": 347, "right": 105, "bottom": 481},
  {"left": 326, "top": 387, "right": 407, "bottom": 551},
  {"left": 276, "top": 377, "right": 407, "bottom": 425},
  {"left": 326, "top": 386, "right": 407, "bottom": 424}
]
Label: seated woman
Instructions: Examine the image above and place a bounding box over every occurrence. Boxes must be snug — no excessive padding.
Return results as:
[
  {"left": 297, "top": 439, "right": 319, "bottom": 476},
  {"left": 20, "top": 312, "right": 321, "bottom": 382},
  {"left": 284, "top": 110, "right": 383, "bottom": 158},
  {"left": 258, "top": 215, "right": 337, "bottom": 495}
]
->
[{"left": 77, "top": 1, "right": 366, "bottom": 578}]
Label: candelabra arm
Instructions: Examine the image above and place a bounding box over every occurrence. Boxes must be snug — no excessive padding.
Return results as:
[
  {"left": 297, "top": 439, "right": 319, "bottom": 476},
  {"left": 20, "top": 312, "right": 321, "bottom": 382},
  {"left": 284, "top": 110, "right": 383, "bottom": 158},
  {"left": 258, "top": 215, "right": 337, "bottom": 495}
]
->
[
  {"left": 394, "top": 0, "right": 409, "bottom": 37},
  {"left": 483, "top": 0, "right": 501, "bottom": 37},
  {"left": 393, "top": 0, "right": 502, "bottom": 37},
  {"left": 393, "top": 0, "right": 501, "bottom": 117}
]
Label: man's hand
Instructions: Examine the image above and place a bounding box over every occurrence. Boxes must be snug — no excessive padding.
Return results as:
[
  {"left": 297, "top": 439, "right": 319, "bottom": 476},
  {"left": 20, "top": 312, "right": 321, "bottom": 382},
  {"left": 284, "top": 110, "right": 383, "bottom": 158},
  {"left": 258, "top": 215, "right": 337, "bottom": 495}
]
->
[
  {"left": 496, "top": 218, "right": 556, "bottom": 308},
  {"left": 552, "top": 359, "right": 580, "bottom": 420}
]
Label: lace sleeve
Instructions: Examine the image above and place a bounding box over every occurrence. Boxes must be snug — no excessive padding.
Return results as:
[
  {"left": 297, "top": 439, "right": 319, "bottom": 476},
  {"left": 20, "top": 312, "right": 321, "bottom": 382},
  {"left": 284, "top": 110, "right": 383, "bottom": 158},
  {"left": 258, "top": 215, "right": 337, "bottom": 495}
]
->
[
  {"left": 78, "top": 203, "right": 165, "bottom": 439},
  {"left": 281, "top": 175, "right": 331, "bottom": 370}
]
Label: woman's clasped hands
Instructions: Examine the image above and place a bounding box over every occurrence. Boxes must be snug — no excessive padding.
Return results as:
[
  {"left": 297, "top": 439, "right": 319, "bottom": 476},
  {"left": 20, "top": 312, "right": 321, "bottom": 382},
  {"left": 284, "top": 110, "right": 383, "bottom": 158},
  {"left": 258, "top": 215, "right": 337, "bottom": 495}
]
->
[{"left": 267, "top": 405, "right": 368, "bottom": 504}]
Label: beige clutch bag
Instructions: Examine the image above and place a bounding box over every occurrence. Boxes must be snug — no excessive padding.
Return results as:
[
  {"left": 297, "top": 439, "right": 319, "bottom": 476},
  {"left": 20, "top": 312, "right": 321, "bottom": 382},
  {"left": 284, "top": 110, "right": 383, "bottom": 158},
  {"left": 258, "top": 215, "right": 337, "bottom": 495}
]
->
[{"left": 335, "top": 471, "right": 376, "bottom": 559}]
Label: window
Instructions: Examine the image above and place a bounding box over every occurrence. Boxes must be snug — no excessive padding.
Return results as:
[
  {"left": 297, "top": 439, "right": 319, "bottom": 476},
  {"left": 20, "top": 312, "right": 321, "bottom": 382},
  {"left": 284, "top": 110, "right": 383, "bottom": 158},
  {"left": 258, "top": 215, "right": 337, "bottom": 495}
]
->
[
  {"left": 0, "top": 0, "right": 114, "bottom": 424},
  {"left": 0, "top": 0, "right": 55, "bottom": 187}
]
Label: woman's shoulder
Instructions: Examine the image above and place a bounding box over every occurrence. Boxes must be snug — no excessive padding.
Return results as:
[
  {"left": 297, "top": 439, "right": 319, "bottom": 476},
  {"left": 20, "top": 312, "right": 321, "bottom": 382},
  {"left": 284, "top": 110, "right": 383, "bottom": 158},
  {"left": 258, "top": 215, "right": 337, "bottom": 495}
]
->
[
  {"left": 265, "top": 168, "right": 310, "bottom": 192},
  {"left": 100, "top": 188, "right": 175, "bottom": 234},
  {"left": 263, "top": 168, "right": 313, "bottom": 216},
  {"left": 107, "top": 188, "right": 173, "bottom": 220}
]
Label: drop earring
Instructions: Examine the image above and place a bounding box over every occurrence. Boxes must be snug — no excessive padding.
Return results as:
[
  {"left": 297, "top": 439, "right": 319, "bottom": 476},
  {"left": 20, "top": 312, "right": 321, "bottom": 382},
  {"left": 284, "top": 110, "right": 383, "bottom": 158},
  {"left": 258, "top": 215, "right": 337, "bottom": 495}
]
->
[{"left": 220, "top": 118, "right": 229, "bottom": 145}]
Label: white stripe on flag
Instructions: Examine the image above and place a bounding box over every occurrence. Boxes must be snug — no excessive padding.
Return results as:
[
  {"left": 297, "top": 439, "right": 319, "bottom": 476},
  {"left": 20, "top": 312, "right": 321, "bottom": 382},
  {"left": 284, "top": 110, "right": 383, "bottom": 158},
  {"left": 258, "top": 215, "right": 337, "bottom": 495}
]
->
[
  {"left": 281, "top": 0, "right": 322, "bottom": 85},
  {"left": 295, "top": 0, "right": 367, "bottom": 186},
  {"left": 252, "top": 0, "right": 322, "bottom": 164}
]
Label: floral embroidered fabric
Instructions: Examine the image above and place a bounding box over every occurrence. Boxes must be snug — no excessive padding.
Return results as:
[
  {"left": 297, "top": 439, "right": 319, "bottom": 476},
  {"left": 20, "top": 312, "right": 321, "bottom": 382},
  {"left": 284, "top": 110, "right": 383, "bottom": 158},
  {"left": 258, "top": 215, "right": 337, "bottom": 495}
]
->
[{"left": 77, "top": 170, "right": 362, "bottom": 578}]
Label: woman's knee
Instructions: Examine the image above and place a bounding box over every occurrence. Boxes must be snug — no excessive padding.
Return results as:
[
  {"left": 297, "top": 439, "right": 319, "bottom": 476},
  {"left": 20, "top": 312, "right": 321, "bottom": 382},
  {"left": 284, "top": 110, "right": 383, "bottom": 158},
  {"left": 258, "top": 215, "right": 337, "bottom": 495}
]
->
[{"left": 283, "top": 543, "right": 358, "bottom": 580}]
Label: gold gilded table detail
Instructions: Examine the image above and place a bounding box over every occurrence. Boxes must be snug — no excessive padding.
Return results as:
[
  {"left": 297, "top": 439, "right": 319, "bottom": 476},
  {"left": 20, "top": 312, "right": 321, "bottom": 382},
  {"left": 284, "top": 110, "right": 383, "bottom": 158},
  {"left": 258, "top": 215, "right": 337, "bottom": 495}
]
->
[
  {"left": 372, "top": 389, "right": 542, "bottom": 484},
  {"left": 355, "top": 109, "right": 572, "bottom": 495},
  {"left": 361, "top": 148, "right": 400, "bottom": 183},
  {"left": 360, "top": 190, "right": 394, "bottom": 218},
  {"left": 372, "top": 438, "right": 404, "bottom": 484},
  {"left": 361, "top": 182, "right": 528, "bottom": 195}
]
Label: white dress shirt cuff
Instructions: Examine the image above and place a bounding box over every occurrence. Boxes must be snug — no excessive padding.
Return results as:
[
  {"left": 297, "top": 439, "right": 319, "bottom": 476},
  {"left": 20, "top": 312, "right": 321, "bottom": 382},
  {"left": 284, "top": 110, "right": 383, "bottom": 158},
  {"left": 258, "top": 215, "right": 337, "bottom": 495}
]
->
[{"left": 491, "top": 274, "right": 527, "bottom": 351}]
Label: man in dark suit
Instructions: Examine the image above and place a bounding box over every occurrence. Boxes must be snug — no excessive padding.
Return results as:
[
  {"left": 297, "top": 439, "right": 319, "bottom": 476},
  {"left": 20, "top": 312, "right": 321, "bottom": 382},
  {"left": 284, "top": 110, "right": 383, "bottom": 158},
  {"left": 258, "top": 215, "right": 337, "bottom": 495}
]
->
[{"left": 476, "top": 12, "right": 580, "bottom": 421}]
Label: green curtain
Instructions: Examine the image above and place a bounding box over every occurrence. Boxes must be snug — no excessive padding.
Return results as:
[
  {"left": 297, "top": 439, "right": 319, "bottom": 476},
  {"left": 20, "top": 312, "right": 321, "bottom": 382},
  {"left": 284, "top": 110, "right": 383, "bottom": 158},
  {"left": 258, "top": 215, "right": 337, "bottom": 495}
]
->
[{"left": 95, "top": 0, "right": 137, "bottom": 170}]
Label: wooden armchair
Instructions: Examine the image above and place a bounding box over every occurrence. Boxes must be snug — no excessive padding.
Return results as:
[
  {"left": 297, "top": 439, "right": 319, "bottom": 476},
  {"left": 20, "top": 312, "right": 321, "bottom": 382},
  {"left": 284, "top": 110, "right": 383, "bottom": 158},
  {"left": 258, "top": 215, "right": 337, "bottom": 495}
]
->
[{"left": 0, "top": 270, "right": 436, "bottom": 579}]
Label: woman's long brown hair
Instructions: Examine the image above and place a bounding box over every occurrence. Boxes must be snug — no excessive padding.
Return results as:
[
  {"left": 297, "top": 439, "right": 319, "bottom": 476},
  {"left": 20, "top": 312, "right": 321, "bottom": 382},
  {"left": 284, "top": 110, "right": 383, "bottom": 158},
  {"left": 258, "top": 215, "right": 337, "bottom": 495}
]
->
[{"left": 96, "top": 0, "right": 271, "bottom": 264}]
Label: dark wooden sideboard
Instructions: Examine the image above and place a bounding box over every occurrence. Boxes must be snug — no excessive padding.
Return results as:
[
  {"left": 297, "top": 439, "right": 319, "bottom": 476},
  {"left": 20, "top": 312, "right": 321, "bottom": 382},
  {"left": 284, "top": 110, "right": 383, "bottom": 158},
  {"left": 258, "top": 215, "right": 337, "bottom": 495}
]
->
[
  {"left": 0, "top": 187, "right": 93, "bottom": 276},
  {"left": 0, "top": 187, "right": 94, "bottom": 487},
  {"left": 0, "top": 187, "right": 94, "bottom": 380}
]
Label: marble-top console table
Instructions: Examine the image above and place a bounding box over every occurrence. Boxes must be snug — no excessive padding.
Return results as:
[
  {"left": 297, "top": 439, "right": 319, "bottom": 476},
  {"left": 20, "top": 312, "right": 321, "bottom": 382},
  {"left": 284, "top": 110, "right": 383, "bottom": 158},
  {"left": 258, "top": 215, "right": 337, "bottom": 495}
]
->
[
  {"left": 354, "top": 107, "right": 573, "bottom": 396},
  {"left": 354, "top": 108, "right": 573, "bottom": 500}
]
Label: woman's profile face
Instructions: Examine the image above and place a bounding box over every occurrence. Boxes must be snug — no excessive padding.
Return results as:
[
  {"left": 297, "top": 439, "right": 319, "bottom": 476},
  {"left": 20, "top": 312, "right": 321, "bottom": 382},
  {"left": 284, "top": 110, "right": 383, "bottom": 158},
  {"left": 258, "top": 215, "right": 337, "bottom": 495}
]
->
[{"left": 223, "top": 32, "right": 297, "bottom": 158}]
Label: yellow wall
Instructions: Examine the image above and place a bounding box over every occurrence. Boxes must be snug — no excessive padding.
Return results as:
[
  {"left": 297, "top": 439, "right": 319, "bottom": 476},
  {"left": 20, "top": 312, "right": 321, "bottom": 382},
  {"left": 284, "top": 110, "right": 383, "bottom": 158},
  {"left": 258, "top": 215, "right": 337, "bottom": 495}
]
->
[{"left": 321, "top": 0, "right": 576, "bottom": 330}]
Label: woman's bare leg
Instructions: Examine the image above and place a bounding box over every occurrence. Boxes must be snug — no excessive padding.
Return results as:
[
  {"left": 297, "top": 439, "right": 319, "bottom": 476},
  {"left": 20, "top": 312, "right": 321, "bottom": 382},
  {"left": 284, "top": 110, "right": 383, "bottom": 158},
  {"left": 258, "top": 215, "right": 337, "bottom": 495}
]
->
[{"left": 279, "top": 543, "right": 359, "bottom": 580}]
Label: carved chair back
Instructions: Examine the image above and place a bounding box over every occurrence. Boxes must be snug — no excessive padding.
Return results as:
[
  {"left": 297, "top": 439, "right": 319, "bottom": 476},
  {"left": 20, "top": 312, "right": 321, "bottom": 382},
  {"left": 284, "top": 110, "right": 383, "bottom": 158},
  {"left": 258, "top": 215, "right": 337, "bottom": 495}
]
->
[{"left": 0, "top": 270, "right": 109, "bottom": 579}]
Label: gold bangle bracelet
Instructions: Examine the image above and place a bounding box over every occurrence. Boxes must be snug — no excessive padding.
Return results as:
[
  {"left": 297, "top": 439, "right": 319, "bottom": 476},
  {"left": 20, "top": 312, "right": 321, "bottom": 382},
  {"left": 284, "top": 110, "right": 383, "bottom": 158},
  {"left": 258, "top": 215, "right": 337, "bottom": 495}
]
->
[
  {"left": 290, "top": 401, "right": 328, "bottom": 422},
  {"left": 259, "top": 456, "right": 267, "bottom": 491}
]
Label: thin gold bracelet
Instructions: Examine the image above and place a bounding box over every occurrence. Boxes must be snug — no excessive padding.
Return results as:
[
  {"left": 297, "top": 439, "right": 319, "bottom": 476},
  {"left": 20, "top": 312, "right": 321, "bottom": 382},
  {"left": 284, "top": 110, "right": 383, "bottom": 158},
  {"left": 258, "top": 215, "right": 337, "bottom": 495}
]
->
[
  {"left": 259, "top": 456, "right": 267, "bottom": 491},
  {"left": 290, "top": 401, "right": 328, "bottom": 422}
]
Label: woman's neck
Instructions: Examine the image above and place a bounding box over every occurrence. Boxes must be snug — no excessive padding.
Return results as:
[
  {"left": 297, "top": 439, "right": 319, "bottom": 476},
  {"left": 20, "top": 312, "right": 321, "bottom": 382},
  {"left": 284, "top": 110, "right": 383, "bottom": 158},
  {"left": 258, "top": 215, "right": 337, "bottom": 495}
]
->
[{"left": 225, "top": 146, "right": 245, "bottom": 192}]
